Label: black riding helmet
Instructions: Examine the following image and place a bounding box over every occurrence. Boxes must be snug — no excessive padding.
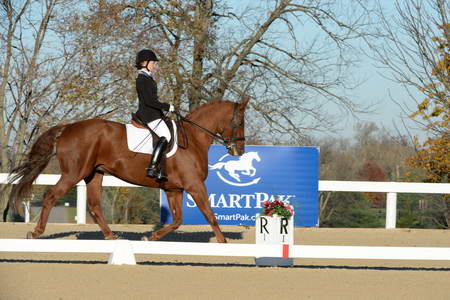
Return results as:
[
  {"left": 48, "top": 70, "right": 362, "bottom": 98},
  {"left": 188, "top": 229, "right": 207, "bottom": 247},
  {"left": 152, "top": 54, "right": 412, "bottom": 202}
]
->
[{"left": 135, "top": 49, "right": 159, "bottom": 69}]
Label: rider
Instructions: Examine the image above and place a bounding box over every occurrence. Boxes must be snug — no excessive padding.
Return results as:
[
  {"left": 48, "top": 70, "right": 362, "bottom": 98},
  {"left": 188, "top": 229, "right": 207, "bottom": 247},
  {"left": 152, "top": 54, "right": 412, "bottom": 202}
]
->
[{"left": 135, "top": 49, "right": 175, "bottom": 181}]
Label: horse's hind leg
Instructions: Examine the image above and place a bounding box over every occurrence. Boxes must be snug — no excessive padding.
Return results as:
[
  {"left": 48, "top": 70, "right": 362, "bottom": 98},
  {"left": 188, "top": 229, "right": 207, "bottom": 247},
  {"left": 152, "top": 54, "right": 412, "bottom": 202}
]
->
[
  {"left": 187, "top": 183, "right": 226, "bottom": 243},
  {"left": 28, "top": 176, "right": 78, "bottom": 239},
  {"left": 143, "top": 190, "right": 182, "bottom": 241},
  {"left": 85, "top": 171, "right": 116, "bottom": 240}
]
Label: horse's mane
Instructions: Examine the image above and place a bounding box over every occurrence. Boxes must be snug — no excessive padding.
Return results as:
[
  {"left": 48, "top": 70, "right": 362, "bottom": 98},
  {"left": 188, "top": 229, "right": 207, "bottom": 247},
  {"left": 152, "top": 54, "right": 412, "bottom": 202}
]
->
[{"left": 186, "top": 100, "right": 234, "bottom": 120}]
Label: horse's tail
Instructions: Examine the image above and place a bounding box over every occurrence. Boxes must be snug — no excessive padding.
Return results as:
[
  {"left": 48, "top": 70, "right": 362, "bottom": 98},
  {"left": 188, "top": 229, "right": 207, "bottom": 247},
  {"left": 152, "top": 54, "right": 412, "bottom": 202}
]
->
[
  {"left": 209, "top": 162, "right": 226, "bottom": 170},
  {"left": 3, "top": 125, "right": 66, "bottom": 221}
]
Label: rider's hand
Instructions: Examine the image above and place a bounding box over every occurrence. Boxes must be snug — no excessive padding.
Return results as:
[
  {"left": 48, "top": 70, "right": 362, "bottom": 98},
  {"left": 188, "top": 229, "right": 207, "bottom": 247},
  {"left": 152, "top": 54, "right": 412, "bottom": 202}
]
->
[{"left": 169, "top": 104, "right": 176, "bottom": 112}]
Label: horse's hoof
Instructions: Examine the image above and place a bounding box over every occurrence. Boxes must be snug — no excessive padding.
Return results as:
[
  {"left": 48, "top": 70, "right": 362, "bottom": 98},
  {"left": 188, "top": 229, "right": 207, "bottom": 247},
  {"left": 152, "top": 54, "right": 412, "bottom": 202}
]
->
[
  {"left": 105, "top": 233, "right": 119, "bottom": 240},
  {"left": 26, "top": 231, "right": 34, "bottom": 239}
]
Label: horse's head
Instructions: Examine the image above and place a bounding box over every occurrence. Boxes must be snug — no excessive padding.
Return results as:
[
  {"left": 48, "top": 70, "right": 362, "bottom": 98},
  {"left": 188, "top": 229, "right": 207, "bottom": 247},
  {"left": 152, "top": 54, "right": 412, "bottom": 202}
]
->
[{"left": 221, "top": 96, "right": 250, "bottom": 156}]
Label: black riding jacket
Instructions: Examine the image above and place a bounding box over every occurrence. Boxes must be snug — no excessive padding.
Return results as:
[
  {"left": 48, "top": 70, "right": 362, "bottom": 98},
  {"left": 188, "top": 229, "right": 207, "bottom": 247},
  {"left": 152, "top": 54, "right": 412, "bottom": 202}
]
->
[{"left": 135, "top": 71, "right": 170, "bottom": 123}]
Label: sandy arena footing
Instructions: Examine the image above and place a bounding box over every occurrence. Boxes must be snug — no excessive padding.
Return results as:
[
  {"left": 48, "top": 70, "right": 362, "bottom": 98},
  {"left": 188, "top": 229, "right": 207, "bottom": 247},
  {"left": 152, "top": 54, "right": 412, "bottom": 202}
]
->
[{"left": 1, "top": 223, "right": 450, "bottom": 300}]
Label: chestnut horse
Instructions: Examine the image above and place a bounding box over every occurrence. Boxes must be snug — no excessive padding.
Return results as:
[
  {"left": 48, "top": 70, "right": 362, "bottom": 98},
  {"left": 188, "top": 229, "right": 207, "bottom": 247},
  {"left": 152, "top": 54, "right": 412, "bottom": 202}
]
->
[{"left": 5, "top": 96, "right": 249, "bottom": 242}]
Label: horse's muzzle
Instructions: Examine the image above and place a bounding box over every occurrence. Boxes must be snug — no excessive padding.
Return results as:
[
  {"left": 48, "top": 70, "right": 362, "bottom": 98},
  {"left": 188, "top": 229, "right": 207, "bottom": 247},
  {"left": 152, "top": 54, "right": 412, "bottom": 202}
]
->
[{"left": 227, "top": 144, "right": 244, "bottom": 156}]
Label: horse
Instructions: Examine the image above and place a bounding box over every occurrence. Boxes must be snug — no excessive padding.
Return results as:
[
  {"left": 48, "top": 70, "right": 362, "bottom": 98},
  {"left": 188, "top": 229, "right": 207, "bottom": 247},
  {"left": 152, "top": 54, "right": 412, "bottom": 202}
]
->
[
  {"left": 4, "top": 96, "right": 250, "bottom": 243},
  {"left": 209, "top": 151, "right": 261, "bottom": 182}
]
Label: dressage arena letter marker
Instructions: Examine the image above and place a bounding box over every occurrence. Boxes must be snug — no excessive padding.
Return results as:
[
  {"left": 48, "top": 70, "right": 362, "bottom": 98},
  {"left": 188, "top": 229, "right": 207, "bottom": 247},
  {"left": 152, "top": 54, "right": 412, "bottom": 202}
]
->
[
  {"left": 280, "top": 218, "right": 289, "bottom": 234},
  {"left": 256, "top": 216, "right": 294, "bottom": 245},
  {"left": 255, "top": 215, "right": 294, "bottom": 266},
  {"left": 260, "top": 217, "right": 269, "bottom": 235}
]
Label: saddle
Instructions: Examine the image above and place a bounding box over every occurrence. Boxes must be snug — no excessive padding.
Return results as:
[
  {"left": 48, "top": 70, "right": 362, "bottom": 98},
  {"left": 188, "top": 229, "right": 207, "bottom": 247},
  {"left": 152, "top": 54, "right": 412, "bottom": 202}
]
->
[{"left": 130, "top": 113, "right": 176, "bottom": 154}]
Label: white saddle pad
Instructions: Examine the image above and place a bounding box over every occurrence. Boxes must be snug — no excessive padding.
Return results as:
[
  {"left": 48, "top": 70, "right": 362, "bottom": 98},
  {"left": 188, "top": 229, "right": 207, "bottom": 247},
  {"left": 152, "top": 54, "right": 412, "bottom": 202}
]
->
[{"left": 125, "top": 120, "right": 178, "bottom": 158}]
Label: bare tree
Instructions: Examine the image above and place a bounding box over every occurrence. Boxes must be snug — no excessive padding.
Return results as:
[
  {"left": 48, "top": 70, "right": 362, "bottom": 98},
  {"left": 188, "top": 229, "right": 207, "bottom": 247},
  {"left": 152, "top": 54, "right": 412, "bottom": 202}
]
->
[
  {"left": 72, "top": 0, "right": 376, "bottom": 143},
  {"left": 317, "top": 122, "right": 415, "bottom": 223},
  {"left": 370, "top": 0, "right": 449, "bottom": 136},
  {"left": 370, "top": 0, "right": 449, "bottom": 194},
  {"left": 0, "top": 0, "right": 130, "bottom": 214},
  {"left": 0, "top": 0, "right": 380, "bottom": 217}
]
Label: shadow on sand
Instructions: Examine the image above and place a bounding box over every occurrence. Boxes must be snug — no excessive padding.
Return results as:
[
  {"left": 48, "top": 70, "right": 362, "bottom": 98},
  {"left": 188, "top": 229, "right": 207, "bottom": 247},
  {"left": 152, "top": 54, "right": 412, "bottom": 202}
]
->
[
  {"left": 1, "top": 257, "right": 450, "bottom": 272},
  {"left": 36, "top": 225, "right": 243, "bottom": 242}
]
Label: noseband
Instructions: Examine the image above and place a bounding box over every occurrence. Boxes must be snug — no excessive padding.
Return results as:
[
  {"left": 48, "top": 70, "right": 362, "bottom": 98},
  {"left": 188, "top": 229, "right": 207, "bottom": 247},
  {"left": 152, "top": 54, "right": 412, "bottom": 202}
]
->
[
  {"left": 223, "top": 102, "right": 246, "bottom": 151},
  {"left": 176, "top": 102, "right": 245, "bottom": 150}
]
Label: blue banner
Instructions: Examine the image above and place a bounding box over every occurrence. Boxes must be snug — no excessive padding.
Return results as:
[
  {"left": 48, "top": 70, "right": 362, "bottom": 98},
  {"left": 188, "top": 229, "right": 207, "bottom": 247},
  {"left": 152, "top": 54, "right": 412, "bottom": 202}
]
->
[{"left": 161, "top": 145, "right": 319, "bottom": 227}]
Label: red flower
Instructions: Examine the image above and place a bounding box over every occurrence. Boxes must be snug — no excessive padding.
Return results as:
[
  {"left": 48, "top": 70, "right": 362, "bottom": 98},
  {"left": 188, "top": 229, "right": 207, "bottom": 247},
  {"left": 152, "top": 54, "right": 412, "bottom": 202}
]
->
[{"left": 260, "top": 199, "right": 295, "bottom": 219}]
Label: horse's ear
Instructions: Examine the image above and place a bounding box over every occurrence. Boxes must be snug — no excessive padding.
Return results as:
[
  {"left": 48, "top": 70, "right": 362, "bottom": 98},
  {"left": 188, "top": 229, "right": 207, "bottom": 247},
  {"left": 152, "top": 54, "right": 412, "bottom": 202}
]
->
[{"left": 240, "top": 96, "right": 250, "bottom": 110}]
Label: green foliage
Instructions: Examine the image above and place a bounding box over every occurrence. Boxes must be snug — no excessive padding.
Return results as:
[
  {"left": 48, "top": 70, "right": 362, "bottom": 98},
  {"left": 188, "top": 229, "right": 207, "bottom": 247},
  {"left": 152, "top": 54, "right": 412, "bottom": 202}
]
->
[
  {"left": 320, "top": 192, "right": 384, "bottom": 228},
  {"left": 102, "top": 186, "right": 160, "bottom": 224},
  {"left": 31, "top": 186, "right": 76, "bottom": 206},
  {"left": 396, "top": 194, "right": 424, "bottom": 228},
  {"left": 394, "top": 194, "right": 450, "bottom": 229},
  {"left": 129, "top": 188, "right": 161, "bottom": 224}
]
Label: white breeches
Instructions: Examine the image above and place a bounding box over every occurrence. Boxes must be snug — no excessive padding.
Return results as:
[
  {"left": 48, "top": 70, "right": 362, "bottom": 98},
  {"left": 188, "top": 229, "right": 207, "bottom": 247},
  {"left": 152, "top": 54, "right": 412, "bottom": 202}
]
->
[{"left": 148, "top": 119, "right": 171, "bottom": 141}]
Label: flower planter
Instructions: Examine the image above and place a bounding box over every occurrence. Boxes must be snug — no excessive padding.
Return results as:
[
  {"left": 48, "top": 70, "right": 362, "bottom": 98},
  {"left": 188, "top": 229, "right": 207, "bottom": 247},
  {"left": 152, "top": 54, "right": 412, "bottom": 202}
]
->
[{"left": 255, "top": 214, "right": 294, "bottom": 267}]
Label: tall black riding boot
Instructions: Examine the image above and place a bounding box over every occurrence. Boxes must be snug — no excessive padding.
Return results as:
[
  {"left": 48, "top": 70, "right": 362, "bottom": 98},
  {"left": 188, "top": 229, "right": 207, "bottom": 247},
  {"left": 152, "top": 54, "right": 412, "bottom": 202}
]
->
[
  {"left": 157, "top": 155, "right": 168, "bottom": 182},
  {"left": 147, "top": 137, "right": 168, "bottom": 181}
]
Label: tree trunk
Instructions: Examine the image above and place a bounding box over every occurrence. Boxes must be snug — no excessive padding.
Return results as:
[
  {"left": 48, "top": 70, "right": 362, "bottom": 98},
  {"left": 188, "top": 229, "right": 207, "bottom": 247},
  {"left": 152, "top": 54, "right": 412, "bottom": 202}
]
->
[
  {"left": 213, "top": 0, "right": 290, "bottom": 100},
  {"left": 124, "top": 199, "right": 131, "bottom": 224},
  {"left": 0, "top": 0, "right": 32, "bottom": 220},
  {"left": 110, "top": 189, "right": 121, "bottom": 224},
  {"left": 188, "top": 0, "right": 213, "bottom": 111}
]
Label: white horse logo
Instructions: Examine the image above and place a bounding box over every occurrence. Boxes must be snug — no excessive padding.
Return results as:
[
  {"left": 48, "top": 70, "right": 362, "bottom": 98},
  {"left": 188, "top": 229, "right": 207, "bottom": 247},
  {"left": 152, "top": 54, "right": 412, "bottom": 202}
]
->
[{"left": 209, "top": 152, "right": 261, "bottom": 186}]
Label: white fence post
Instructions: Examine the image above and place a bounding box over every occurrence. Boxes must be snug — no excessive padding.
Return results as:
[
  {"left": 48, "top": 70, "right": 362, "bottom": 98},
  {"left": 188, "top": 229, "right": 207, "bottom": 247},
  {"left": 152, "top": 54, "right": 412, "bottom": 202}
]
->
[
  {"left": 76, "top": 183, "right": 87, "bottom": 224},
  {"left": 385, "top": 192, "right": 397, "bottom": 229},
  {"left": 23, "top": 201, "right": 30, "bottom": 223}
]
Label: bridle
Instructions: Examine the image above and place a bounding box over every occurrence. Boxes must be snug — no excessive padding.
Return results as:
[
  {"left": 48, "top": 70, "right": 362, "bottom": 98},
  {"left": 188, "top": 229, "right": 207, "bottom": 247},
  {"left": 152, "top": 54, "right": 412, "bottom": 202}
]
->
[{"left": 175, "top": 102, "right": 246, "bottom": 151}]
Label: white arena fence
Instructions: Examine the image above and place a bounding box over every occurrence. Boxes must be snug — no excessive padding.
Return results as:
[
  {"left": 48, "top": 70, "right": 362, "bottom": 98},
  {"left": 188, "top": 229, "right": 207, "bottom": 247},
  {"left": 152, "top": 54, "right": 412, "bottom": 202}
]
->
[
  {"left": 2, "top": 239, "right": 450, "bottom": 265},
  {"left": 1, "top": 174, "right": 450, "bottom": 265},
  {"left": 1, "top": 173, "right": 449, "bottom": 229}
]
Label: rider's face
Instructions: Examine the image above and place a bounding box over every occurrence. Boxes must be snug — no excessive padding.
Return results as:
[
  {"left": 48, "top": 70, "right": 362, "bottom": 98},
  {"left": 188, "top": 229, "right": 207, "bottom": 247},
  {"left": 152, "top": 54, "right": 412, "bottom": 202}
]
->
[{"left": 146, "top": 61, "right": 158, "bottom": 73}]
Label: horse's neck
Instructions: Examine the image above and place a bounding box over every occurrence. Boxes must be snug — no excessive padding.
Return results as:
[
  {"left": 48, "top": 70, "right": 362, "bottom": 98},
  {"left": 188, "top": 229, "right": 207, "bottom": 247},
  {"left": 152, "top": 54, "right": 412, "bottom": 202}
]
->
[
  {"left": 184, "top": 102, "right": 232, "bottom": 156},
  {"left": 188, "top": 104, "right": 229, "bottom": 139},
  {"left": 188, "top": 106, "right": 225, "bottom": 133}
]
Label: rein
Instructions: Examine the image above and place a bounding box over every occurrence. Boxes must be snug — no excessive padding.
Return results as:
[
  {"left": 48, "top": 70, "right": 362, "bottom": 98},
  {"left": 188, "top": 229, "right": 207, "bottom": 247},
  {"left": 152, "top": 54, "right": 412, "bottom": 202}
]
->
[{"left": 175, "top": 102, "right": 245, "bottom": 149}]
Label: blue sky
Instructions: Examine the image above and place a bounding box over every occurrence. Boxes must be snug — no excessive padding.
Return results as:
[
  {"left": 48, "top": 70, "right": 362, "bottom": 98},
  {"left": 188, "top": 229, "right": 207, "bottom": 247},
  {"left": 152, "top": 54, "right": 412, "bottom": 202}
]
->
[
  {"left": 224, "top": 0, "right": 427, "bottom": 141},
  {"left": 337, "top": 58, "right": 424, "bottom": 140}
]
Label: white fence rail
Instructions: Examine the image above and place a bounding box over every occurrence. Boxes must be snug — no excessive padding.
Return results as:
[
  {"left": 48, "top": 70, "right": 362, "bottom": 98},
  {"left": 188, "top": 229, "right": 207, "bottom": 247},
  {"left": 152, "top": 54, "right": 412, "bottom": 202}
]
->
[
  {"left": 319, "top": 180, "right": 450, "bottom": 228},
  {"left": 2, "top": 239, "right": 450, "bottom": 265},
  {"left": 1, "top": 174, "right": 449, "bottom": 229}
]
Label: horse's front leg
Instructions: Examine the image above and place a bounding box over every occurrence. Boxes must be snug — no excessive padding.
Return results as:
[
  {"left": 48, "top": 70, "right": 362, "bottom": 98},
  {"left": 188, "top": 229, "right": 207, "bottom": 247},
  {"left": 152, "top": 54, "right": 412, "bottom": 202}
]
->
[
  {"left": 186, "top": 183, "right": 226, "bottom": 243},
  {"left": 143, "top": 190, "right": 182, "bottom": 241}
]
